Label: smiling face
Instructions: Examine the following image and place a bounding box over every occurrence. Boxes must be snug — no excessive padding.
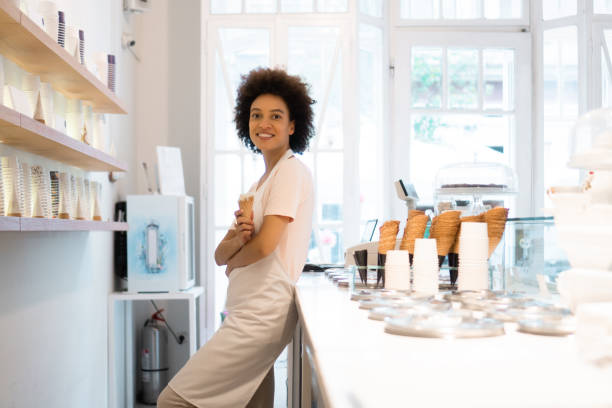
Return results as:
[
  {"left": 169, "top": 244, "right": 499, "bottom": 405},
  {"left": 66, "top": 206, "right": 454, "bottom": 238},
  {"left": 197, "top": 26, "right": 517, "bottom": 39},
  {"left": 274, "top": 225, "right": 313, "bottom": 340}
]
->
[{"left": 249, "top": 94, "right": 295, "bottom": 156}]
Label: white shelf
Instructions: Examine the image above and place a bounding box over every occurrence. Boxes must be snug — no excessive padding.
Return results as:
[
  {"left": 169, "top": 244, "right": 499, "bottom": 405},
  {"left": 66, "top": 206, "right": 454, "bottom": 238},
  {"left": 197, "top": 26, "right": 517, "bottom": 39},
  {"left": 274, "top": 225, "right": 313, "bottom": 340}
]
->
[
  {"left": 108, "top": 286, "right": 203, "bottom": 408},
  {"left": 0, "top": 216, "right": 128, "bottom": 231},
  {"left": 0, "top": 104, "right": 127, "bottom": 171},
  {"left": 109, "top": 286, "right": 204, "bottom": 301}
]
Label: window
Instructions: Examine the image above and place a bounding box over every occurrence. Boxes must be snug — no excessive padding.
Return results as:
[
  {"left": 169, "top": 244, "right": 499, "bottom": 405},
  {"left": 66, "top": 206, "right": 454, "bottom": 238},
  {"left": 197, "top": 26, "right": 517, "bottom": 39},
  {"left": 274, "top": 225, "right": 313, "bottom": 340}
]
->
[{"left": 394, "top": 32, "right": 531, "bottom": 215}]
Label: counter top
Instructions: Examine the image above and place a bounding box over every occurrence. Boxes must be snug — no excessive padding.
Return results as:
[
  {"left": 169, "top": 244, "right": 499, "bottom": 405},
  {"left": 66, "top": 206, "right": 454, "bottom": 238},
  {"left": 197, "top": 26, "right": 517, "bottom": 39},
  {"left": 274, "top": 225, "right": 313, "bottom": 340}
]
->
[{"left": 295, "top": 272, "right": 612, "bottom": 408}]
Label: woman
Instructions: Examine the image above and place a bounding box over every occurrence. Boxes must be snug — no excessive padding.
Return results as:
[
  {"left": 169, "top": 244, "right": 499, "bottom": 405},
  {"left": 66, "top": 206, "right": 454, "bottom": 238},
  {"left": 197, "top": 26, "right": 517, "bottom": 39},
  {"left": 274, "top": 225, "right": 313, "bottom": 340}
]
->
[{"left": 158, "top": 68, "right": 315, "bottom": 408}]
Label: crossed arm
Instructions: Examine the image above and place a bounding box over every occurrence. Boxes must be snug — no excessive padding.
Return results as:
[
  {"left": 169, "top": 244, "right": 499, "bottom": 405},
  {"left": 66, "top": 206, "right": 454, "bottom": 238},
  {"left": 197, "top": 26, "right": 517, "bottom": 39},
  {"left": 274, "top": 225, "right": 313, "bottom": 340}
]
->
[{"left": 214, "top": 210, "right": 291, "bottom": 276}]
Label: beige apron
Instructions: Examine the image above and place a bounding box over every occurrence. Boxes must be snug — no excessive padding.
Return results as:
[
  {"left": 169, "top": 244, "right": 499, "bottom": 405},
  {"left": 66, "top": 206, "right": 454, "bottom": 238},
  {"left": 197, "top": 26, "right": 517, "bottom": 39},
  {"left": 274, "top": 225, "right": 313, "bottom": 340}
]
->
[{"left": 169, "top": 150, "right": 297, "bottom": 407}]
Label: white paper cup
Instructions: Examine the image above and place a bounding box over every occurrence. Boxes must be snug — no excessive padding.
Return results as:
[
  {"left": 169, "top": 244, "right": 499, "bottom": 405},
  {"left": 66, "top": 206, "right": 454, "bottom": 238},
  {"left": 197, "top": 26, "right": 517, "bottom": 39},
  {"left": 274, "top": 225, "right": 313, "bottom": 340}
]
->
[
  {"left": 576, "top": 302, "right": 612, "bottom": 364},
  {"left": 385, "top": 250, "right": 410, "bottom": 266},
  {"left": 459, "top": 238, "right": 488, "bottom": 260},
  {"left": 384, "top": 265, "right": 411, "bottom": 291},
  {"left": 460, "top": 222, "right": 488, "bottom": 236}
]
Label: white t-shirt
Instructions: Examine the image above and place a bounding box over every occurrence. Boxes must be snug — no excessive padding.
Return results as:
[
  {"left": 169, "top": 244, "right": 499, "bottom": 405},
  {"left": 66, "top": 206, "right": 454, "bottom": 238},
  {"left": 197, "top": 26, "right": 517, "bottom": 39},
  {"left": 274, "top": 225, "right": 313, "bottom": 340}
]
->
[{"left": 251, "top": 152, "right": 314, "bottom": 282}]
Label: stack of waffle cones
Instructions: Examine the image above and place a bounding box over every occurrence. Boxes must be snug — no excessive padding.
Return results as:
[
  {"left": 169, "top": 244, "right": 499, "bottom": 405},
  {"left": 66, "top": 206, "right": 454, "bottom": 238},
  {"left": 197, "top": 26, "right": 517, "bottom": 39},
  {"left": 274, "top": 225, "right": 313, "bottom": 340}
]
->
[
  {"left": 450, "top": 213, "right": 485, "bottom": 254},
  {"left": 378, "top": 220, "right": 400, "bottom": 254},
  {"left": 238, "top": 193, "right": 254, "bottom": 220},
  {"left": 400, "top": 210, "right": 429, "bottom": 254},
  {"left": 484, "top": 207, "right": 508, "bottom": 258},
  {"left": 429, "top": 211, "right": 461, "bottom": 258}
]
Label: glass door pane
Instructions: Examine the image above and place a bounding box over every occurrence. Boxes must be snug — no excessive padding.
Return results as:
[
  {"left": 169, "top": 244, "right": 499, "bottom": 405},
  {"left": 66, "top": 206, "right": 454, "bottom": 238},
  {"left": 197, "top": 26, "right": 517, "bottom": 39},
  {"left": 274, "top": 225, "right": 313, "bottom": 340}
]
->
[
  {"left": 288, "top": 26, "right": 343, "bottom": 149},
  {"left": 411, "top": 47, "right": 443, "bottom": 108},
  {"left": 543, "top": 26, "right": 579, "bottom": 197},
  {"left": 483, "top": 49, "right": 515, "bottom": 110},
  {"left": 542, "top": 0, "right": 577, "bottom": 20},
  {"left": 448, "top": 48, "right": 479, "bottom": 109},
  {"left": 401, "top": 0, "right": 440, "bottom": 19}
]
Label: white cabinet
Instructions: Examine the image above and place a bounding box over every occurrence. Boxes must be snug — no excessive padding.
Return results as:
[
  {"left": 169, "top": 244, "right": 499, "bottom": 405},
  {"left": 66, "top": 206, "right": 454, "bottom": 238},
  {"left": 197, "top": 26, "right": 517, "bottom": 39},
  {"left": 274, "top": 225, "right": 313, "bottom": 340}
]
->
[{"left": 108, "top": 287, "right": 203, "bottom": 408}]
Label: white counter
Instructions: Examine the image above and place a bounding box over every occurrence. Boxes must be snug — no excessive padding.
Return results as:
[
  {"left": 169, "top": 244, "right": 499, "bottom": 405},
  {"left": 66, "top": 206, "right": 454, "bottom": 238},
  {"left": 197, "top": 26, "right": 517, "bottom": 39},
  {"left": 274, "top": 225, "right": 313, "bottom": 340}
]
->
[{"left": 295, "top": 272, "right": 612, "bottom": 408}]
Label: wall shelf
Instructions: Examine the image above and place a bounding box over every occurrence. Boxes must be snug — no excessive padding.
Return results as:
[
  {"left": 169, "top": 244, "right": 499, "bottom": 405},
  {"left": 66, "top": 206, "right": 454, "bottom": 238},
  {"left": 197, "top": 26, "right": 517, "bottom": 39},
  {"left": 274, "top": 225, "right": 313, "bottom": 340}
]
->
[
  {"left": 0, "top": 0, "right": 127, "bottom": 114},
  {"left": 0, "top": 216, "right": 128, "bottom": 231},
  {"left": 0, "top": 104, "right": 127, "bottom": 171}
]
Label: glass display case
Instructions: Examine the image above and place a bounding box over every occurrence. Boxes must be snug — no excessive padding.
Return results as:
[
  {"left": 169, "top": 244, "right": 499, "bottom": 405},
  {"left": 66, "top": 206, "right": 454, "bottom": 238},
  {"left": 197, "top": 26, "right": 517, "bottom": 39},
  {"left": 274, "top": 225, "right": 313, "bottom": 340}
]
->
[
  {"left": 434, "top": 162, "right": 518, "bottom": 215},
  {"left": 501, "top": 216, "right": 570, "bottom": 294}
]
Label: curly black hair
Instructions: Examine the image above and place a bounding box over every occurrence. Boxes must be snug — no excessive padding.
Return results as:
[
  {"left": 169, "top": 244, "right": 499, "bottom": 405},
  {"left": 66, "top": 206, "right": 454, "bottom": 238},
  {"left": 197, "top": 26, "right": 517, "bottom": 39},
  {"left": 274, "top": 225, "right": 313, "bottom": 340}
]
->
[{"left": 234, "top": 67, "right": 315, "bottom": 154}]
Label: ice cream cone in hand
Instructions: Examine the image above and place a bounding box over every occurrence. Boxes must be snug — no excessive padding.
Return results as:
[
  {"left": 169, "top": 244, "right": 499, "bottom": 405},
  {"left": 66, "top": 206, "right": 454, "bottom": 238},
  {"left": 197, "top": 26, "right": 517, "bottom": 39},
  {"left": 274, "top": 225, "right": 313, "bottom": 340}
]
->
[{"left": 238, "top": 193, "right": 254, "bottom": 220}]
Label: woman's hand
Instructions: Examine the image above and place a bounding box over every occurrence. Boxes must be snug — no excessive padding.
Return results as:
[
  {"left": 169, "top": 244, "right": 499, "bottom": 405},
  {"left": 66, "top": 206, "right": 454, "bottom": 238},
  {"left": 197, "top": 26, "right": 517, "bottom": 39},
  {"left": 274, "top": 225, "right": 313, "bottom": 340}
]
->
[
  {"left": 225, "top": 264, "right": 234, "bottom": 277},
  {"left": 234, "top": 209, "right": 254, "bottom": 245}
]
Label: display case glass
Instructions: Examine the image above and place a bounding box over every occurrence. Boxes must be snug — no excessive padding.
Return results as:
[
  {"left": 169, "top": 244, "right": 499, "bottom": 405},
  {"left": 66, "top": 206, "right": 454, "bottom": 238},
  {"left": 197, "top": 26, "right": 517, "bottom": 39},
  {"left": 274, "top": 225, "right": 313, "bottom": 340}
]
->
[
  {"left": 434, "top": 162, "right": 517, "bottom": 215},
  {"left": 501, "top": 216, "right": 570, "bottom": 294}
]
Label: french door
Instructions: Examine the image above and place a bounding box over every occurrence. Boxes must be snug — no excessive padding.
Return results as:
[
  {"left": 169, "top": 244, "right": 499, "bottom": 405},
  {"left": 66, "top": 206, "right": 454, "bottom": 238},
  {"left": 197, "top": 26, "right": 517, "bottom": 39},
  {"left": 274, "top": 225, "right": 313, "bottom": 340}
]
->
[{"left": 204, "top": 18, "right": 354, "bottom": 331}]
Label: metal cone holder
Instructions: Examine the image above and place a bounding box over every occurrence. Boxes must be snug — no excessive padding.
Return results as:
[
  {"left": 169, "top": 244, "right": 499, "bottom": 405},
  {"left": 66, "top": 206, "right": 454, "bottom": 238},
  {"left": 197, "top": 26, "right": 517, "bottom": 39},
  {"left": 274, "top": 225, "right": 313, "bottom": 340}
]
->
[
  {"left": 90, "top": 181, "right": 102, "bottom": 221},
  {"left": 1, "top": 156, "right": 24, "bottom": 217},
  {"left": 57, "top": 172, "right": 71, "bottom": 219}
]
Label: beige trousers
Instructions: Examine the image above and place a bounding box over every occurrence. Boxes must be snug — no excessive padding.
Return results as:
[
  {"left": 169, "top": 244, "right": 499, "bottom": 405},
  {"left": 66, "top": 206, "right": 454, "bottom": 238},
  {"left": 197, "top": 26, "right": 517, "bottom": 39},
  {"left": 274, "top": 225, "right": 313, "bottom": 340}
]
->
[{"left": 157, "top": 367, "right": 275, "bottom": 408}]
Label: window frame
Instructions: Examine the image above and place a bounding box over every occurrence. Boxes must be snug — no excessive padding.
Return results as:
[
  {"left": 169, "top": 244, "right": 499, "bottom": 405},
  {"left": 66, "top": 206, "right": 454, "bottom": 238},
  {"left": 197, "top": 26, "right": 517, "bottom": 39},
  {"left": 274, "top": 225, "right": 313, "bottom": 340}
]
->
[{"left": 391, "top": 0, "right": 530, "bottom": 27}]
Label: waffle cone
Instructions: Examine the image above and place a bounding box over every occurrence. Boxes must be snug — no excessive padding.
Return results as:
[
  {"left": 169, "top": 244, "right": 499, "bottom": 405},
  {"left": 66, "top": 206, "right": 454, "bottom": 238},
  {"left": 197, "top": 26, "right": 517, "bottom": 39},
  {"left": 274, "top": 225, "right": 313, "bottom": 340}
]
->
[
  {"left": 450, "top": 214, "right": 485, "bottom": 254},
  {"left": 378, "top": 220, "right": 400, "bottom": 254},
  {"left": 407, "top": 210, "right": 425, "bottom": 222},
  {"left": 431, "top": 211, "right": 461, "bottom": 256},
  {"left": 238, "top": 194, "right": 254, "bottom": 220},
  {"left": 400, "top": 214, "right": 428, "bottom": 253},
  {"left": 484, "top": 207, "right": 508, "bottom": 258}
]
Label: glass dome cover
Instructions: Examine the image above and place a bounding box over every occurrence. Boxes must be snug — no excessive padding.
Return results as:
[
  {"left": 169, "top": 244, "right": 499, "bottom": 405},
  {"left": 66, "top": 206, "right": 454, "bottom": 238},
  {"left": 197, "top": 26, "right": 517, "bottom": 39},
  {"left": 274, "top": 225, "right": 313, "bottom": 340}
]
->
[
  {"left": 434, "top": 162, "right": 518, "bottom": 195},
  {"left": 569, "top": 108, "right": 612, "bottom": 170}
]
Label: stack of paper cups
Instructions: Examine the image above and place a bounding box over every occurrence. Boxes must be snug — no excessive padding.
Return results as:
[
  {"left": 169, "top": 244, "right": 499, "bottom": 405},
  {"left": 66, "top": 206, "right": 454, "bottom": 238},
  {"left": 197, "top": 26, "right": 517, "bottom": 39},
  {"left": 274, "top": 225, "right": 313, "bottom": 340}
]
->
[
  {"left": 412, "top": 238, "right": 439, "bottom": 295},
  {"left": 576, "top": 302, "right": 612, "bottom": 364},
  {"left": 457, "top": 222, "right": 489, "bottom": 291},
  {"left": 39, "top": 2, "right": 58, "bottom": 44},
  {"left": 384, "top": 250, "right": 410, "bottom": 291}
]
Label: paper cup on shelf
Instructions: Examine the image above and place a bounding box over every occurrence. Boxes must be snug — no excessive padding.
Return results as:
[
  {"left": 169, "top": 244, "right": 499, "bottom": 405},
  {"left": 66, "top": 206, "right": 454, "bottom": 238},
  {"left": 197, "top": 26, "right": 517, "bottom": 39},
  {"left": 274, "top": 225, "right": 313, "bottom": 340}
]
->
[
  {"left": 3, "top": 57, "right": 22, "bottom": 89},
  {"left": 30, "top": 165, "right": 51, "bottom": 218},
  {"left": 57, "top": 172, "right": 72, "bottom": 219},
  {"left": 91, "top": 181, "right": 102, "bottom": 221},
  {"left": 65, "top": 98, "right": 82, "bottom": 140},
  {"left": 22, "top": 73, "right": 41, "bottom": 115},
  {"left": 1, "top": 156, "right": 24, "bottom": 217},
  {"left": 66, "top": 26, "right": 80, "bottom": 60},
  {"left": 39, "top": 82, "right": 54, "bottom": 127},
  {"left": 19, "top": 162, "right": 31, "bottom": 217},
  {"left": 94, "top": 52, "right": 108, "bottom": 84}
]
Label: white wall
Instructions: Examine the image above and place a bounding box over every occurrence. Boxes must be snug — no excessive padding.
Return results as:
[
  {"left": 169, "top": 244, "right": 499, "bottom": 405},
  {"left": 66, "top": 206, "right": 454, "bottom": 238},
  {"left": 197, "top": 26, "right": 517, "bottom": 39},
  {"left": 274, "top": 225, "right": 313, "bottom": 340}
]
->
[{"left": 0, "top": 0, "right": 136, "bottom": 407}]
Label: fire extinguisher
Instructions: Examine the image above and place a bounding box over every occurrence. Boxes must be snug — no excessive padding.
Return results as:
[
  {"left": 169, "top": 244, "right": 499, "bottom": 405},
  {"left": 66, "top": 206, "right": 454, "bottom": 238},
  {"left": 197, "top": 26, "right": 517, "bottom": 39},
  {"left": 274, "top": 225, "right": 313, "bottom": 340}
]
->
[{"left": 140, "top": 309, "right": 169, "bottom": 405}]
